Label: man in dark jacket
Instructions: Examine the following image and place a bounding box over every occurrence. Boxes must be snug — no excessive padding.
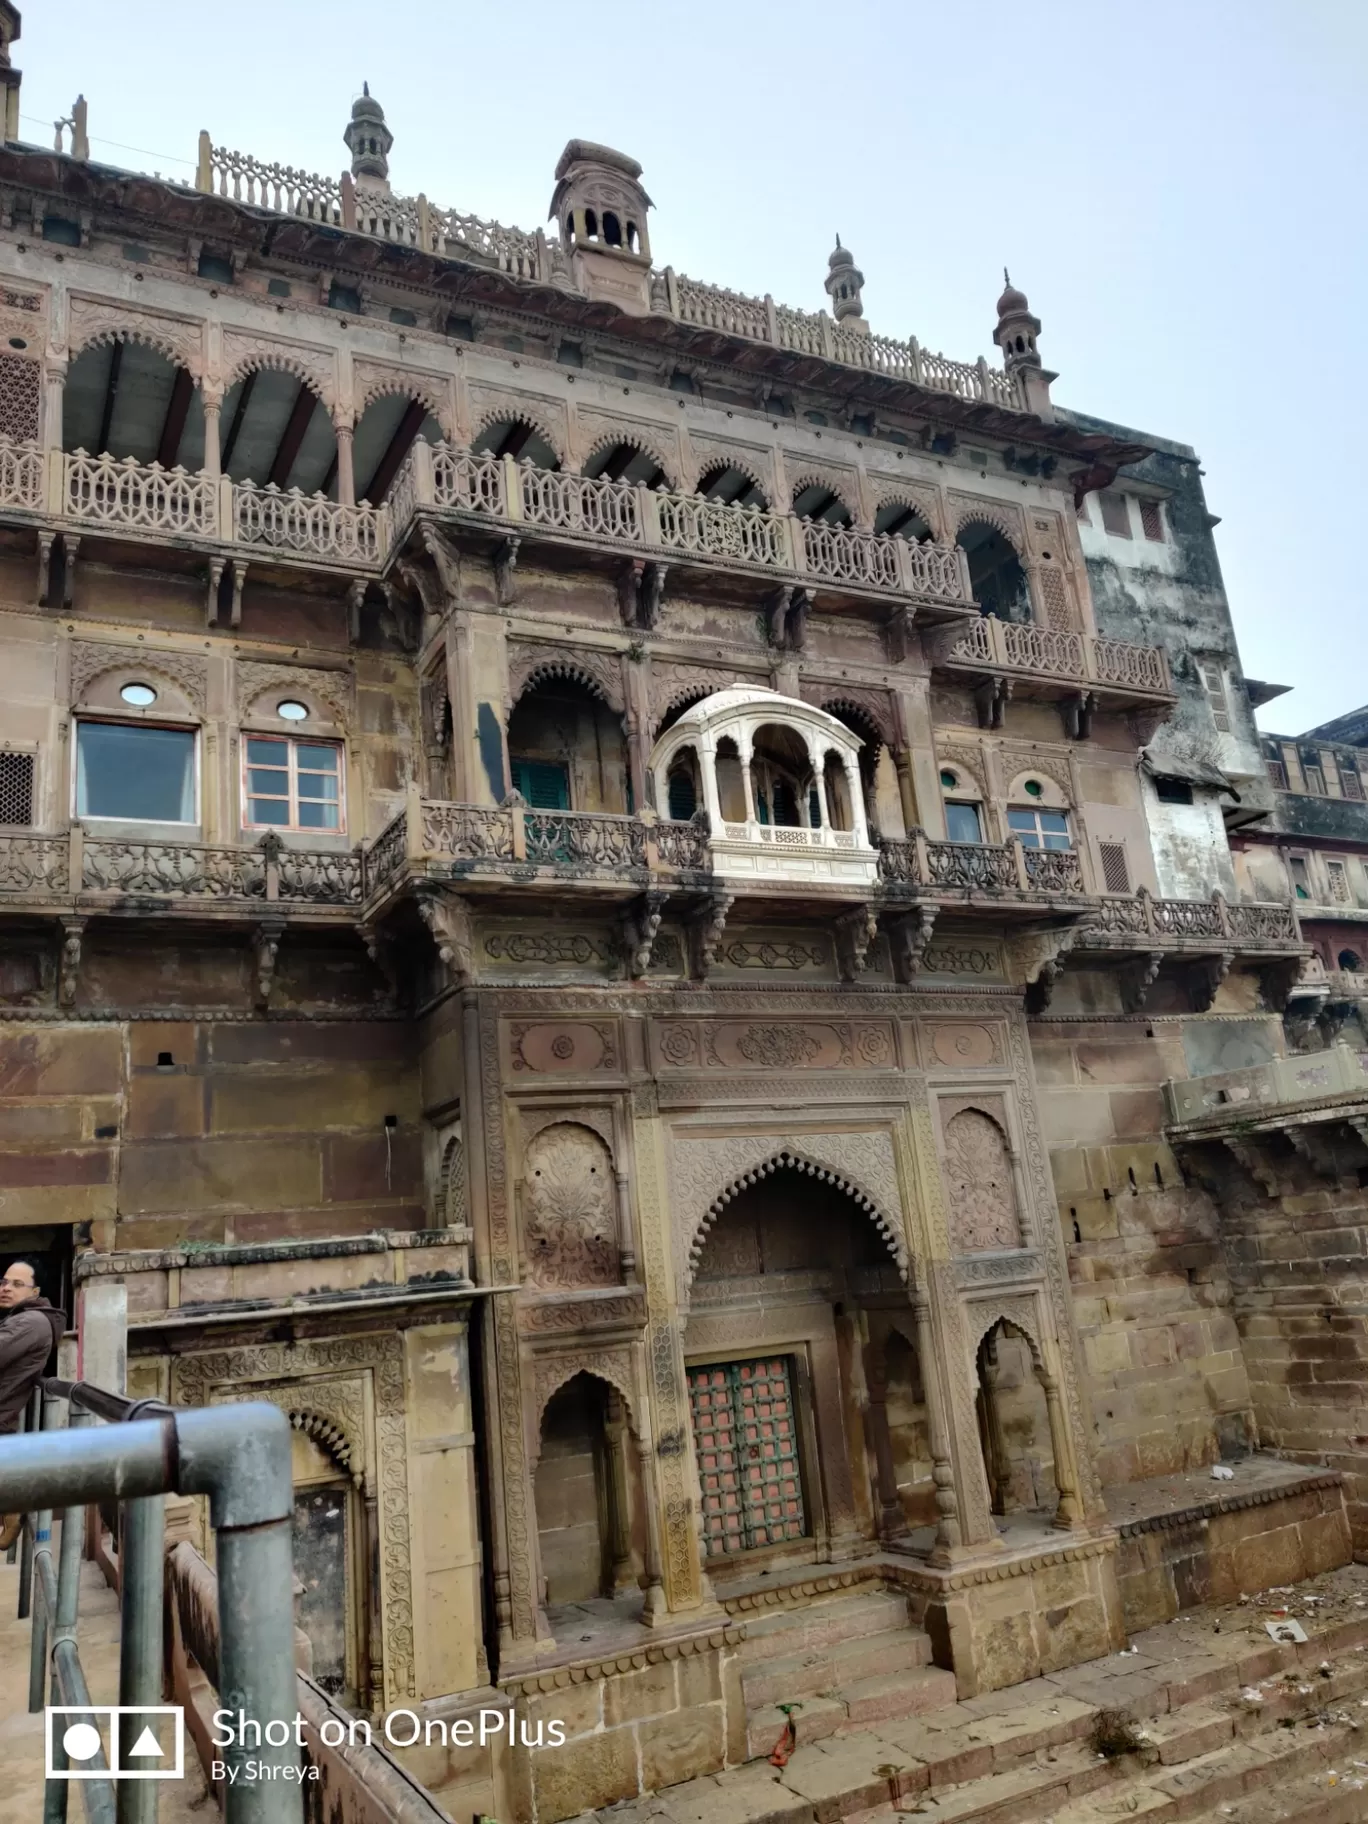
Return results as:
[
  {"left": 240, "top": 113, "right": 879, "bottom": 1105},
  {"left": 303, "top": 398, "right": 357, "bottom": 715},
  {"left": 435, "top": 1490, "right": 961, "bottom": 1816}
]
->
[{"left": 0, "top": 1259, "right": 65, "bottom": 1549}]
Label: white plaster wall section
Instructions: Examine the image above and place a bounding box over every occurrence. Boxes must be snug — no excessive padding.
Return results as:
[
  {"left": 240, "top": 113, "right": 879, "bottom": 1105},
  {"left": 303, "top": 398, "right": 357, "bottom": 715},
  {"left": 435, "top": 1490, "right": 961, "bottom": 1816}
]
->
[{"left": 1141, "top": 774, "right": 1235, "bottom": 899}]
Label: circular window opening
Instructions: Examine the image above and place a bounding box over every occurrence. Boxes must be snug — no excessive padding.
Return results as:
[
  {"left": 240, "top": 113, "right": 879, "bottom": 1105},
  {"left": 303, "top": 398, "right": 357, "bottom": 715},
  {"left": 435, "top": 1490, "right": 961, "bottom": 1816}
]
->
[
  {"left": 939, "top": 769, "right": 957, "bottom": 790},
  {"left": 277, "top": 700, "right": 309, "bottom": 722},
  {"left": 8, "top": 336, "right": 26, "bottom": 351},
  {"left": 120, "top": 682, "right": 157, "bottom": 707},
  {"left": 1024, "top": 779, "right": 1044, "bottom": 798}
]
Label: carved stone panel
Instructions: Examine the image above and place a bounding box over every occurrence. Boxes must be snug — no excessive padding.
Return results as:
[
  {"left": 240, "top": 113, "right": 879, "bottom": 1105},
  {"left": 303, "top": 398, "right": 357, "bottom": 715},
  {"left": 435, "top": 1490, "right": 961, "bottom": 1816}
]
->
[
  {"left": 919, "top": 940, "right": 1005, "bottom": 981},
  {"left": 507, "top": 1020, "right": 620, "bottom": 1074},
  {"left": 926, "top": 1022, "right": 1005, "bottom": 1070},
  {"left": 942, "top": 1107, "right": 1022, "bottom": 1254},
  {"left": 523, "top": 1123, "right": 619, "bottom": 1291}
]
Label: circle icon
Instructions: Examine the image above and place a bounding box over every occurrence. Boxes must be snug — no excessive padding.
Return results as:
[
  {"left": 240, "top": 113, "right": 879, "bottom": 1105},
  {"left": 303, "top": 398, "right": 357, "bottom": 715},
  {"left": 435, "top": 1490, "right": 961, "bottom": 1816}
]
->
[{"left": 62, "top": 1722, "right": 102, "bottom": 1762}]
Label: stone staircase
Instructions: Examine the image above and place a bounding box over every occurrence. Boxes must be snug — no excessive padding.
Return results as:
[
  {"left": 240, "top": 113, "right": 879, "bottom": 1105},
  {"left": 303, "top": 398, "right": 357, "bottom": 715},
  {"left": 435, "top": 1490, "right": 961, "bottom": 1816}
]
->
[
  {"left": 734, "top": 1587, "right": 957, "bottom": 1758},
  {"left": 597, "top": 1563, "right": 1368, "bottom": 1824}
]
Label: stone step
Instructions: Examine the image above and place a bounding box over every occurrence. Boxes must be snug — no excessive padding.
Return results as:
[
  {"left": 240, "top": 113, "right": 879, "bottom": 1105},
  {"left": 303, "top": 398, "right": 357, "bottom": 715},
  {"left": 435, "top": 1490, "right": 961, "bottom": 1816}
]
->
[
  {"left": 741, "top": 1625, "right": 932, "bottom": 1706},
  {"left": 834, "top": 1663, "right": 959, "bottom": 1727},
  {"left": 731, "top": 1588, "right": 912, "bottom": 1658}
]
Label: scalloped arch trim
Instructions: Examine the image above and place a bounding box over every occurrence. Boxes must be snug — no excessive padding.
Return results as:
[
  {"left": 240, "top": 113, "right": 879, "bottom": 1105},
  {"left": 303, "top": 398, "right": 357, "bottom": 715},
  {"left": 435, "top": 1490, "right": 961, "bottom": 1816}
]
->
[
  {"left": 692, "top": 452, "right": 772, "bottom": 506},
  {"left": 73, "top": 323, "right": 201, "bottom": 377},
  {"left": 967, "top": 1303, "right": 1044, "bottom": 1368},
  {"left": 534, "top": 1362, "right": 637, "bottom": 1433},
  {"left": 511, "top": 655, "right": 623, "bottom": 712},
  {"left": 289, "top": 1408, "right": 360, "bottom": 1482},
  {"left": 581, "top": 427, "right": 679, "bottom": 489},
  {"left": 953, "top": 505, "right": 1024, "bottom": 554},
  {"left": 472, "top": 404, "right": 565, "bottom": 468},
  {"left": 356, "top": 376, "right": 452, "bottom": 437},
  {"left": 689, "top": 1149, "right": 909, "bottom": 1286},
  {"left": 789, "top": 468, "right": 856, "bottom": 513},
  {"left": 225, "top": 348, "right": 330, "bottom": 400}
]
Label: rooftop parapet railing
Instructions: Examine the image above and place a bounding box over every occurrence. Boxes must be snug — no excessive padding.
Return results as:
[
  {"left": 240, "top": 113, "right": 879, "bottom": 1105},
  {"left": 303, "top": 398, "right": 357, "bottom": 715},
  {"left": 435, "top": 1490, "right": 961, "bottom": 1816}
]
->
[
  {"left": 193, "top": 137, "right": 1022, "bottom": 408},
  {"left": 6, "top": 1379, "right": 304, "bottom": 1823},
  {"left": 942, "top": 612, "right": 1172, "bottom": 697}
]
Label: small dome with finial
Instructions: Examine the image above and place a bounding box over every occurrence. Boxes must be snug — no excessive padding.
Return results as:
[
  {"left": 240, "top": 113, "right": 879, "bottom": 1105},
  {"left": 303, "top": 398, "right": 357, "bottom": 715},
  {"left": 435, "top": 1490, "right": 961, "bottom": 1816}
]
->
[
  {"left": 997, "top": 268, "right": 1030, "bottom": 318},
  {"left": 344, "top": 82, "right": 393, "bottom": 187},
  {"left": 824, "top": 234, "right": 866, "bottom": 327}
]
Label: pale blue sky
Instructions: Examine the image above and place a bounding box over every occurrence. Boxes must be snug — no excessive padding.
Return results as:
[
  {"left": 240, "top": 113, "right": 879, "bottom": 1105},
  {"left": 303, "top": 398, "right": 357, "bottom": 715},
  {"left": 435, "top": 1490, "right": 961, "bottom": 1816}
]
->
[{"left": 19, "top": 1, "right": 1366, "bottom": 733}]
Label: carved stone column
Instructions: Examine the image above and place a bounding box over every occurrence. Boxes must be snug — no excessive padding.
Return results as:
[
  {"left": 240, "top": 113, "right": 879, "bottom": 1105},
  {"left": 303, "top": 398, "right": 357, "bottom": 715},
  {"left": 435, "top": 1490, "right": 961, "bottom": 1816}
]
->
[
  {"left": 334, "top": 414, "right": 356, "bottom": 505},
  {"left": 42, "top": 359, "right": 66, "bottom": 452},
  {"left": 977, "top": 1332, "right": 1011, "bottom": 1515},
  {"left": 603, "top": 1393, "right": 635, "bottom": 1591},
  {"left": 1037, "top": 1365, "right": 1084, "bottom": 1529},
  {"left": 202, "top": 388, "right": 222, "bottom": 479},
  {"left": 635, "top": 1433, "right": 667, "bottom": 1624},
  {"left": 864, "top": 1343, "right": 906, "bottom": 1540},
  {"left": 912, "top": 1297, "right": 962, "bottom": 1557}
]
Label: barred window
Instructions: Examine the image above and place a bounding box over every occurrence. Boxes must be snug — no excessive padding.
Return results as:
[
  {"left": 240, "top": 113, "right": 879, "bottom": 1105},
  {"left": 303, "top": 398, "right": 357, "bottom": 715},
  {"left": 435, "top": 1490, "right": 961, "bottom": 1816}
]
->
[
  {"left": 1266, "top": 757, "right": 1288, "bottom": 790},
  {"left": 1326, "top": 860, "right": 1351, "bottom": 905},
  {"left": 1139, "top": 499, "right": 1165, "bottom": 542},
  {"left": 0, "top": 353, "right": 40, "bottom": 442},
  {"left": 1099, "top": 840, "right": 1130, "bottom": 895},
  {"left": 1342, "top": 764, "right": 1364, "bottom": 801},
  {"left": 0, "top": 748, "right": 34, "bottom": 826},
  {"left": 1197, "top": 660, "right": 1231, "bottom": 733}
]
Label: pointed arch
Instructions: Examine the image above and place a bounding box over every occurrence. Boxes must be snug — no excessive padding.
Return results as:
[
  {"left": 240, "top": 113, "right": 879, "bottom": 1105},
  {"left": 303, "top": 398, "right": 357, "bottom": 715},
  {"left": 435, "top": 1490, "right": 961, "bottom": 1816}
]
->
[
  {"left": 966, "top": 1301, "right": 1045, "bottom": 1370},
  {"left": 288, "top": 1408, "right": 362, "bottom": 1484},
  {"left": 688, "top": 1147, "right": 909, "bottom": 1287},
  {"left": 532, "top": 1359, "right": 637, "bottom": 1436}
]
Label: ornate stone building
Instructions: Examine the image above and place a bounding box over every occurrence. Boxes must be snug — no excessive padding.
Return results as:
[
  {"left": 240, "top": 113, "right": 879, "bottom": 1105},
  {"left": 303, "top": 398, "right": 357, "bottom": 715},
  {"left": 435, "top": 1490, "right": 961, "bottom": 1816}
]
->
[{"left": 0, "top": 25, "right": 1358, "bottom": 1819}]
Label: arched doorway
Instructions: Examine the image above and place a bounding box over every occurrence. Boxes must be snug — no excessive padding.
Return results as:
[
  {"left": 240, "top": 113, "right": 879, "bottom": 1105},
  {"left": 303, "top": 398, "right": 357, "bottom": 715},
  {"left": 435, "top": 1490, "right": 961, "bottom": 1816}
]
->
[
  {"left": 972, "top": 1316, "right": 1081, "bottom": 1530},
  {"left": 685, "top": 1159, "right": 928, "bottom": 1572},
  {"left": 533, "top": 1372, "right": 643, "bottom": 1622},
  {"left": 957, "top": 520, "right": 1030, "bottom": 622},
  {"left": 507, "top": 673, "right": 630, "bottom": 814}
]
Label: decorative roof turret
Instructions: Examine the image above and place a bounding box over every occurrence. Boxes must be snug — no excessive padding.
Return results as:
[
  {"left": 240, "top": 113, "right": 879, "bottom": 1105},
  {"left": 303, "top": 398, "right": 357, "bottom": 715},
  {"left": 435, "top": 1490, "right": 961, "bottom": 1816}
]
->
[
  {"left": 344, "top": 83, "right": 392, "bottom": 190},
  {"left": 550, "top": 139, "right": 653, "bottom": 313},
  {"left": 0, "top": 3, "right": 20, "bottom": 144},
  {"left": 992, "top": 270, "right": 1055, "bottom": 419},
  {"left": 824, "top": 235, "right": 867, "bottom": 333}
]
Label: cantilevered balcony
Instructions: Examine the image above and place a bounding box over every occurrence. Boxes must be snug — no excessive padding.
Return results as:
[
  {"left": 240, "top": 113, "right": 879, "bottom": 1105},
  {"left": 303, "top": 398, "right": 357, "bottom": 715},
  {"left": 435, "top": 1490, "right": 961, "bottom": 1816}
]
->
[{"left": 935, "top": 611, "right": 1172, "bottom": 711}]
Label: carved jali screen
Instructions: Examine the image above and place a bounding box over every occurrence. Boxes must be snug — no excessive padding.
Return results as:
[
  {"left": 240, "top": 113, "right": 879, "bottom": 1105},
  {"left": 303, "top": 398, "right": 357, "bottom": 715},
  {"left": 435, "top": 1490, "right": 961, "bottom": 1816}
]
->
[{"left": 688, "top": 1358, "right": 805, "bottom": 1556}]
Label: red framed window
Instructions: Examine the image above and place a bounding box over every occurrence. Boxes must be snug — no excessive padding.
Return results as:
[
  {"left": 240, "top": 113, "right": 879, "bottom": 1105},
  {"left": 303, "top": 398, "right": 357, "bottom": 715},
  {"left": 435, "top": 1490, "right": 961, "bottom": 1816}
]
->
[{"left": 244, "top": 736, "right": 344, "bottom": 833}]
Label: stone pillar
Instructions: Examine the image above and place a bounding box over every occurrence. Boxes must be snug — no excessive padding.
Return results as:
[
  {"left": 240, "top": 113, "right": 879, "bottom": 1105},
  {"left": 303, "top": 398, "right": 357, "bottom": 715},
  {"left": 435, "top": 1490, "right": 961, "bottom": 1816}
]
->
[
  {"left": 1038, "top": 1364, "right": 1084, "bottom": 1530},
  {"left": 977, "top": 1332, "right": 1011, "bottom": 1515},
  {"left": 334, "top": 414, "right": 356, "bottom": 506},
  {"left": 78, "top": 1278, "right": 127, "bottom": 1394},
  {"left": 635, "top": 1433, "right": 667, "bottom": 1624},
  {"left": 41, "top": 360, "right": 66, "bottom": 453},
  {"left": 893, "top": 678, "right": 945, "bottom": 839},
  {"left": 912, "top": 1297, "right": 961, "bottom": 1556},
  {"left": 738, "top": 733, "right": 758, "bottom": 826},
  {"left": 864, "top": 1342, "right": 906, "bottom": 1539},
  {"left": 202, "top": 389, "right": 222, "bottom": 479},
  {"left": 604, "top": 1393, "right": 635, "bottom": 1591}
]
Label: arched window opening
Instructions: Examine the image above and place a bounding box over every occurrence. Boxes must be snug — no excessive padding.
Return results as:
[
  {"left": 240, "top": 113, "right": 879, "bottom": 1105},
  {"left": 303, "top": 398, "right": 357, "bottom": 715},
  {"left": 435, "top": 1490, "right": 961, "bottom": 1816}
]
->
[
  {"left": 697, "top": 463, "right": 769, "bottom": 511},
  {"left": 534, "top": 1374, "right": 641, "bottom": 1613},
  {"left": 353, "top": 392, "right": 443, "bottom": 505},
  {"left": 64, "top": 341, "right": 206, "bottom": 470},
  {"left": 564, "top": 214, "right": 576, "bottom": 247},
  {"left": 874, "top": 500, "right": 933, "bottom": 541},
  {"left": 626, "top": 221, "right": 640, "bottom": 253},
  {"left": 975, "top": 1321, "right": 1056, "bottom": 1520},
  {"left": 472, "top": 417, "right": 560, "bottom": 470},
  {"left": 1340, "top": 948, "right": 1363, "bottom": 972},
  {"left": 290, "top": 1423, "right": 365, "bottom": 1706},
  {"left": 940, "top": 767, "right": 984, "bottom": 844},
  {"left": 823, "top": 750, "right": 853, "bottom": 832},
  {"left": 750, "top": 722, "right": 813, "bottom": 828},
  {"left": 508, "top": 676, "right": 628, "bottom": 815},
  {"left": 666, "top": 749, "right": 700, "bottom": 822},
  {"left": 792, "top": 480, "right": 853, "bottom": 528},
  {"left": 584, "top": 208, "right": 599, "bottom": 241},
  {"left": 714, "top": 734, "right": 746, "bottom": 823},
  {"left": 218, "top": 368, "right": 337, "bottom": 494},
  {"left": 957, "top": 521, "right": 1029, "bottom": 622},
  {"left": 602, "top": 210, "right": 623, "bottom": 247},
  {"left": 584, "top": 440, "right": 666, "bottom": 487}
]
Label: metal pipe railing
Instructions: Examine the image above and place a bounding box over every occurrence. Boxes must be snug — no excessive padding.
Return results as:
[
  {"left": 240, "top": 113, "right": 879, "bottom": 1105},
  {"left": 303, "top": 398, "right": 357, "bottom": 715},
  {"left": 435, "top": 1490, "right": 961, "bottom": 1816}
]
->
[{"left": 4, "top": 1380, "right": 304, "bottom": 1824}]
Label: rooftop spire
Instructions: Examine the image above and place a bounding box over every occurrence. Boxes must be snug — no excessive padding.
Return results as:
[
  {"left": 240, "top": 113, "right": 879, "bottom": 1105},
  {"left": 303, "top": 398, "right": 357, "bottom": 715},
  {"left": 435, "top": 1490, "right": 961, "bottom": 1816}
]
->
[{"left": 344, "top": 82, "right": 392, "bottom": 190}]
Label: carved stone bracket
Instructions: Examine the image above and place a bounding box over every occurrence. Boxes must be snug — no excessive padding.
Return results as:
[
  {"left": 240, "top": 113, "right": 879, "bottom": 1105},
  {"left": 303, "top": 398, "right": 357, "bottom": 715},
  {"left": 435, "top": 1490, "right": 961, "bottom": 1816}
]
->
[
  {"left": 205, "top": 555, "right": 226, "bottom": 627},
  {"left": 346, "top": 577, "right": 368, "bottom": 645},
  {"left": 252, "top": 915, "right": 285, "bottom": 1009},
  {"left": 37, "top": 530, "right": 55, "bottom": 610},
  {"left": 494, "top": 534, "right": 521, "bottom": 606},
  {"left": 1259, "top": 956, "right": 1304, "bottom": 1014},
  {"left": 1009, "top": 923, "right": 1085, "bottom": 1014},
  {"left": 416, "top": 889, "right": 476, "bottom": 990},
  {"left": 688, "top": 889, "right": 734, "bottom": 980},
  {"left": 974, "top": 675, "right": 1012, "bottom": 730},
  {"left": 356, "top": 919, "right": 402, "bottom": 1004},
  {"left": 1286, "top": 1125, "right": 1356, "bottom": 1184},
  {"left": 1223, "top": 1136, "right": 1286, "bottom": 1199},
  {"left": 1061, "top": 690, "right": 1096, "bottom": 741},
  {"left": 766, "top": 585, "right": 812, "bottom": 653},
  {"left": 1120, "top": 950, "right": 1164, "bottom": 1014},
  {"left": 887, "top": 906, "right": 937, "bottom": 984},
  {"left": 834, "top": 904, "right": 879, "bottom": 983},
  {"left": 623, "top": 889, "right": 667, "bottom": 980},
  {"left": 1189, "top": 949, "right": 1234, "bottom": 1014},
  {"left": 57, "top": 915, "right": 84, "bottom": 1007},
  {"left": 618, "top": 558, "right": 668, "bottom": 631},
  {"left": 418, "top": 522, "right": 463, "bottom": 608}
]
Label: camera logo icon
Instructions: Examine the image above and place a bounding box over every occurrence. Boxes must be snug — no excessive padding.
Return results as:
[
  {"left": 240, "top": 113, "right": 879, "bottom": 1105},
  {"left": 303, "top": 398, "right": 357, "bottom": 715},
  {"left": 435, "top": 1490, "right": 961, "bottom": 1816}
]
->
[{"left": 45, "top": 1707, "right": 185, "bottom": 1781}]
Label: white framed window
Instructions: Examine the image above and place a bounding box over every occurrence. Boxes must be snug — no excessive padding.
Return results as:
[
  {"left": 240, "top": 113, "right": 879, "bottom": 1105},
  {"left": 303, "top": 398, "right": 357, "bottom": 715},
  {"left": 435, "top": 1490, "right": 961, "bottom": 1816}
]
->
[
  {"left": 939, "top": 767, "right": 983, "bottom": 843},
  {"left": 244, "top": 735, "right": 344, "bottom": 833},
  {"left": 1008, "top": 806, "right": 1071, "bottom": 850},
  {"left": 74, "top": 720, "right": 197, "bottom": 824},
  {"left": 1197, "top": 659, "right": 1231, "bottom": 733}
]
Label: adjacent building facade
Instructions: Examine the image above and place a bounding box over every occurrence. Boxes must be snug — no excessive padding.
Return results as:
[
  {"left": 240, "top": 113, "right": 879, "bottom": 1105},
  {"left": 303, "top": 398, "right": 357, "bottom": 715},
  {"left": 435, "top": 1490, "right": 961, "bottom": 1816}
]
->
[{"left": 0, "top": 22, "right": 1362, "bottom": 1818}]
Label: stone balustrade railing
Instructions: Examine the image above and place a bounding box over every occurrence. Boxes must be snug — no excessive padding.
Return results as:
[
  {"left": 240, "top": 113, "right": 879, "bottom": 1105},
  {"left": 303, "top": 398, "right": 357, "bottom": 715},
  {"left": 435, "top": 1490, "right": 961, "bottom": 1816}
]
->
[
  {"left": 0, "top": 829, "right": 363, "bottom": 905},
  {"left": 399, "top": 441, "right": 975, "bottom": 605},
  {"left": 194, "top": 138, "right": 1022, "bottom": 410},
  {"left": 944, "top": 612, "right": 1171, "bottom": 697},
  {"left": 879, "top": 834, "right": 1086, "bottom": 897},
  {"left": 1078, "top": 888, "right": 1301, "bottom": 948},
  {"left": 363, "top": 795, "right": 711, "bottom": 898}
]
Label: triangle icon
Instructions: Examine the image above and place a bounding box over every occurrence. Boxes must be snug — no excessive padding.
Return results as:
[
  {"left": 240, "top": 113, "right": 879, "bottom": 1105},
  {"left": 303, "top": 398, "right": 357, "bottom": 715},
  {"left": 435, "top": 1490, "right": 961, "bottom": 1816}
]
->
[{"left": 130, "top": 1726, "right": 163, "bottom": 1759}]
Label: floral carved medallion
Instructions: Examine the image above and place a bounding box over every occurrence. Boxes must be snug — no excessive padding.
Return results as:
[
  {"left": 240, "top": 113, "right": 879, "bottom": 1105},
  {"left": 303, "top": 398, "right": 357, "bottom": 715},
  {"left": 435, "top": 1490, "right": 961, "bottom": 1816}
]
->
[{"left": 523, "top": 1123, "right": 619, "bottom": 1290}]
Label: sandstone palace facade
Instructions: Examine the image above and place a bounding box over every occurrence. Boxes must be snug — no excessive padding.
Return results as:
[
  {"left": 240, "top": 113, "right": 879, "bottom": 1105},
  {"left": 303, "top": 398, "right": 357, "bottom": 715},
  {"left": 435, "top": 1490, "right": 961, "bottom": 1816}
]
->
[{"left": 1, "top": 22, "right": 1364, "bottom": 1819}]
